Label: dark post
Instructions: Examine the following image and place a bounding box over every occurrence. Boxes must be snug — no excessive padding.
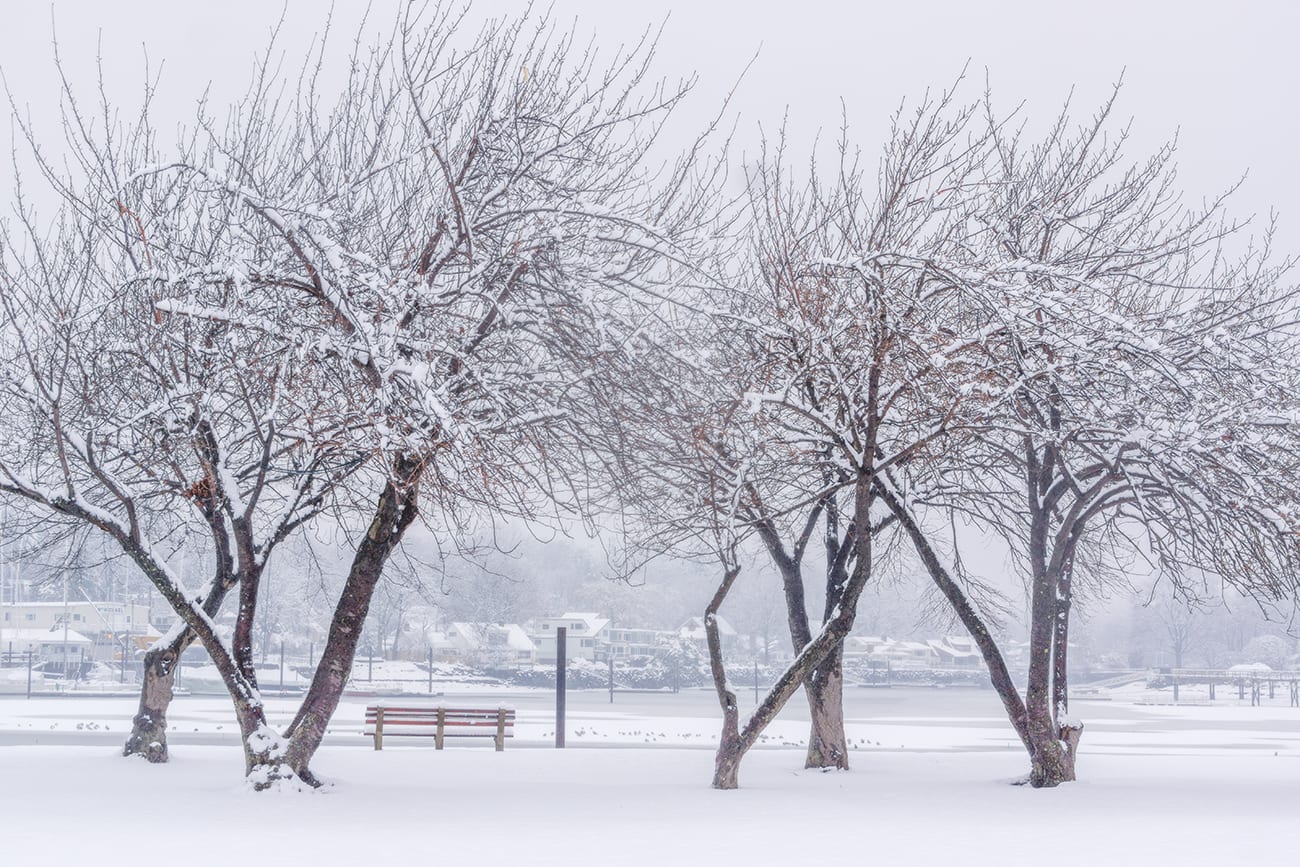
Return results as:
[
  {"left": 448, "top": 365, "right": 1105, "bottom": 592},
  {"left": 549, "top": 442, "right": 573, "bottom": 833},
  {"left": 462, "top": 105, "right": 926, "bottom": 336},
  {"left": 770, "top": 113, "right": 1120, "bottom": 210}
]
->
[
  {"left": 279, "top": 642, "right": 285, "bottom": 691},
  {"left": 428, "top": 647, "right": 434, "bottom": 694},
  {"left": 608, "top": 654, "right": 614, "bottom": 704},
  {"left": 308, "top": 642, "right": 314, "bottom": 669},
  {"left": 555, "top": 627, "right": 566, "bottom": 748},
  {"left": 1172, "top": 676, "right": 1179, "bottom": 702},
  {"left": 26, "top": 649, "right": 33, "bottom": 699}
]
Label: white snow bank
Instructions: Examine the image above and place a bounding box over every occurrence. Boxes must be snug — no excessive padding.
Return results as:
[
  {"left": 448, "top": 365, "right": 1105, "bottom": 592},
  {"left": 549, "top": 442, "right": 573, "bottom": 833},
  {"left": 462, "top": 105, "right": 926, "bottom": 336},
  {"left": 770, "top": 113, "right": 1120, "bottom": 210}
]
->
[{"left": 0, "top": 745, "right": 1294, "bottom": 867}]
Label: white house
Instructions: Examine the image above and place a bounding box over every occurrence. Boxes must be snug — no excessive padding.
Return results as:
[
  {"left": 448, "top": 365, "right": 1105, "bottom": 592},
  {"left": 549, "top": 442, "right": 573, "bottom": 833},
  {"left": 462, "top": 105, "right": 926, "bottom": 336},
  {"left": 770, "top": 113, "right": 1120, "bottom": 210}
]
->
[
  {"left": 864, "top": 638, "right": 940, "bottom": 669},
  {"left": 927, "top": 636, "right": 985, "bottom": 669},
  {"left": 532, "top": 612, "right": 611, "bottom": 663},
  {"left": 606, "top": 626, "right": 669, "bottom": 659},
  {"left": 677, "top": 615, "right": 738, "bottom": 651},
  {"left": 0, "top": 627, "right": 94, "bottom": 667},
  {"left": 438, "top": 622, "right": 536, "bottom": 667}
]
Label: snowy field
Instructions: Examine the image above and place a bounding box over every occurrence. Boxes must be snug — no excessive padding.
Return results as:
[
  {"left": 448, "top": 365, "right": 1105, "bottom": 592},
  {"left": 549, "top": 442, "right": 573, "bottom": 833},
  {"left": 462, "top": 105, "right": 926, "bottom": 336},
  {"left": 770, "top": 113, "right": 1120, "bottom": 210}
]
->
[{"left": 1, "top": 686, "right": 1297, "bottom": 865}]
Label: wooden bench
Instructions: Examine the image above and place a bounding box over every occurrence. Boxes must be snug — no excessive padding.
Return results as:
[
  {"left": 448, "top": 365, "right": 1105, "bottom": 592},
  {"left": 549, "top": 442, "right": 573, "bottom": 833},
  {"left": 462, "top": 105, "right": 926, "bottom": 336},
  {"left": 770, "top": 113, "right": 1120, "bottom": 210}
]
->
[{"left": 364, "top": 705, "right": 515, "bottom": 751}]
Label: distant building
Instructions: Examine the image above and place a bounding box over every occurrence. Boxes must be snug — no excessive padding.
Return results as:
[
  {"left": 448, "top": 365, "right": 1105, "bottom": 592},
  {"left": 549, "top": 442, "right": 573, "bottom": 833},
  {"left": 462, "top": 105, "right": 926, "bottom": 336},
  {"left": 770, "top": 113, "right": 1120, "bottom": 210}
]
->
[
  {"left": 926, "top": 636, "right": 986, "bottom": 669},
  {"left": 844, "top": 634, "right": 988, "bottom": 670},
  {"left": 0, "top": 626, "right": 94, "bottom": 667},
  {"left": 678, "top": 615, "right": 738, "bottom": 651},
  {"left": 532, "top": 612, "right": 611, "bottom": 663},
  {"left": 0, "top": 601, "right": 154, "bottom": 663},
  {"left": 437, "top": 622, "right": 536, "bottom": 667},
  {"left": 606, "top": 626, "right": 668, "bottom": 659}
]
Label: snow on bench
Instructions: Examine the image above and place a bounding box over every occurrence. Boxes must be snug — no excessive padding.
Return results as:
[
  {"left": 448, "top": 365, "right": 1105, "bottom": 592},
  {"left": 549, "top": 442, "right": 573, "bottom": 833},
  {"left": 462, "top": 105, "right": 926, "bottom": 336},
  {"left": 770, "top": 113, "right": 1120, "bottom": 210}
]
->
[{"left": 364, "top": 705, "right": 515, "bottom": 751}]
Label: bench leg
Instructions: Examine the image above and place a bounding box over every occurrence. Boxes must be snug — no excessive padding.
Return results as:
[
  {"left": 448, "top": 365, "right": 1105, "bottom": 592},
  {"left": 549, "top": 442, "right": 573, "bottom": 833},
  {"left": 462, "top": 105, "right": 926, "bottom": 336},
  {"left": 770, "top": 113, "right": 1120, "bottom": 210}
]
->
[
  {"left": 374, "top": 707, "right": 385, "bottom": 751},
  {"left": 496, "top": 708, "right": 506, "bottom": 752},
  {"left": 436, "top": 707, "right": 445, "bottom": 750}
]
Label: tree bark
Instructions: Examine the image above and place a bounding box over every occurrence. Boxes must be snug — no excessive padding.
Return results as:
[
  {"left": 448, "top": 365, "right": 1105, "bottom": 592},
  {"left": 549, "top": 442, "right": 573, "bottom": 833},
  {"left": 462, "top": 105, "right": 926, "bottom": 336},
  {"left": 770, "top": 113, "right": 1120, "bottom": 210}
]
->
[
  {"left": 122, "top": 551, "right": 237, "bottom": 761},
  {"left": 876, "top": 477, "right": 1032, "bottom": 754},
  {"left": 283, "top": 455, "right": 421, "bottom": 784},
  {"left": 710, "top": 471, "right": 876, "bottom": 788},
  {"left": 756, "top": 504, "right": 850, "bottom": 771},
  {"left": 706, "top": 558, "right": 744, "bottom": 789},
  {"left": 804, "top": 645, "right": 848, "bottom": 770},
  {"left": 122, "top": 642, "right": 182, "bottom": 762}
]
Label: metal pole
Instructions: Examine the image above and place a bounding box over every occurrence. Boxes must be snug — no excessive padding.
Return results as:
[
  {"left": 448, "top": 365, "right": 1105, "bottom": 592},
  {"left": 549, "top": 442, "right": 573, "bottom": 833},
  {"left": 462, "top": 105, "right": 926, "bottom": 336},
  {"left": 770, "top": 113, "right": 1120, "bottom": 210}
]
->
[
  {"left": 368, "top": 646, "right": 374, "bottom": 682},
  {"left": 308, "top": 642, "right": 314, "bottom": 669},
  {"left": 754, "top": 661, "right": 759, "bottom": 703},
  {"left": 279, "top": 642, "right": 285, "bottom": 691},
  {"left": 608, "top": 654, "right": 614, "bottom": 704},
  {"left": 26, "top": 649, "right": 32, "bottom": 699},
  {"left": 555, "top": 627, "right": 566, "bottom": 748},
  {"left": 427, "top": 647, "right": 434, "bottom": 694}
]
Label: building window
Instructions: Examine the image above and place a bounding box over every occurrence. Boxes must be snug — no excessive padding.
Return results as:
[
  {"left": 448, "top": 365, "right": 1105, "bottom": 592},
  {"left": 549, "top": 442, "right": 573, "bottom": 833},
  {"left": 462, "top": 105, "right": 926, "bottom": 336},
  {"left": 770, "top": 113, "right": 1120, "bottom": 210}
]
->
[
  {"left": 73, "top": 614, "right": 82, "bottom": 621},
  {"left": 571, "top": 622, "right": 583, "bottom": 631},
  {"left": 581, "top": 639, "right": 594, "bottom": 648},
  {"left": 24, "top": 614, "right": 35, "bottom": 621}
]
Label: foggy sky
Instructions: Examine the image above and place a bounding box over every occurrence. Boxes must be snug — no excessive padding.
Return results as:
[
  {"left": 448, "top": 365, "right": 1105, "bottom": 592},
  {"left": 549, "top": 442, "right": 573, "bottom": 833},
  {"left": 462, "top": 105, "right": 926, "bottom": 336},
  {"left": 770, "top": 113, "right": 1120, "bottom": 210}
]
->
[{"left": 1, "top": 1, "right": 1296, "bottom": 248}]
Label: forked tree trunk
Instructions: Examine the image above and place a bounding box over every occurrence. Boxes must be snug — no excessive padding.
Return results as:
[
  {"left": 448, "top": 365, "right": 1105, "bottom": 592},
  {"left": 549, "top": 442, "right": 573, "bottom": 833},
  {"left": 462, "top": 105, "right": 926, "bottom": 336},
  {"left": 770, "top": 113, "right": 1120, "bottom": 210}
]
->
[
  {"left": 709, "top": 473, "right": 876, "bottom": 789},
  {"left": 758, "top": 505, "right": 852, "bottom": 771},
  {"left": 804, "top": 645, "right": 848, "bottom": 770},
  {"left": 123, "top": 504, "right": 237, "bottom": 763},
  {"left": 713, "top": 713, "right": 744, "bottom": 790},
  {"left": 706, "top": 558, "right": 744, "bottom": 789},
  {"left": 1027, "top": 719, "right": 1082, "bottom": 787}
]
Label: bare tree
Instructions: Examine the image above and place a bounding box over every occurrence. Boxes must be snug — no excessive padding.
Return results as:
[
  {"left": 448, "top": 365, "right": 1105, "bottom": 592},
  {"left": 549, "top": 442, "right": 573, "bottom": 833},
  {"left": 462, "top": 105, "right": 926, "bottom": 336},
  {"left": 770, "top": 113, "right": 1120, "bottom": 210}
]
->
[
  {"left": 40, "top": 4, "right": 720, "bottom": 786},
  {"left": 889, "top": 90, "right": 1300, "bottom": 787}
]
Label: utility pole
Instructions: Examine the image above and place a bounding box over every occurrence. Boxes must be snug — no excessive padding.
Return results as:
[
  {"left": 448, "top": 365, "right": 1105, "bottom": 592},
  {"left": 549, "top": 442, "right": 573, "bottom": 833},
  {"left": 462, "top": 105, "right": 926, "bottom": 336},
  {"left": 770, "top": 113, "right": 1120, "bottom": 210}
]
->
[{"left": 555, "top": 627, "right": 566, "bottom": 748}]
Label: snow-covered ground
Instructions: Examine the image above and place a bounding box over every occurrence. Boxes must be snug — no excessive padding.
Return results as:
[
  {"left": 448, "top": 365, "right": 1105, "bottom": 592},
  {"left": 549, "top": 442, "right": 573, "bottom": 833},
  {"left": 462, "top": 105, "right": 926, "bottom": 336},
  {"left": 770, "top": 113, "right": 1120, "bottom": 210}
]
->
[{"left": 1, "top": 686, "right": 1296, "bottom": 865}]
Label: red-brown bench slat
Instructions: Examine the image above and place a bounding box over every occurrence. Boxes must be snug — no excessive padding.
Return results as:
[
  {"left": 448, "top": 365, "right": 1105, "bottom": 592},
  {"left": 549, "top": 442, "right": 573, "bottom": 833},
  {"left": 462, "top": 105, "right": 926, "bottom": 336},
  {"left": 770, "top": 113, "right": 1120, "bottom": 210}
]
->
[{"left": 365, "top": 705, "right": 516, "bottom": 752}]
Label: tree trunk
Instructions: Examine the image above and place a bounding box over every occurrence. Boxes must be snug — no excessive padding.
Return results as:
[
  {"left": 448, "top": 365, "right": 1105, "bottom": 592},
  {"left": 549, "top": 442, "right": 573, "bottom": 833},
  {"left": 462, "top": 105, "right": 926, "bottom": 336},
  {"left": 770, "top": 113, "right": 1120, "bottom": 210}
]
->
[
  {"left": 706, "top": 557, "right": 744, "bottom": 789},
  {"left": 122, "top": 642, "right": 183, "bottom": 762},
  {"left": 283, "top": 456, "right": 420, "bottom": 783},
  {"left": 804, "top": 645, "right": 848, "bottom": 770},
  {"left": 876, "top": 477, "right": 1032, "bottom": 754},
  {"left": 713, "top": 717, "right": 743, "bottom": 790},
  {"left": 709, "top": 472, "right": 876, "bottom": 788},
  {"left": 122, "top": 501, "right": 237, "bottom": 762}
]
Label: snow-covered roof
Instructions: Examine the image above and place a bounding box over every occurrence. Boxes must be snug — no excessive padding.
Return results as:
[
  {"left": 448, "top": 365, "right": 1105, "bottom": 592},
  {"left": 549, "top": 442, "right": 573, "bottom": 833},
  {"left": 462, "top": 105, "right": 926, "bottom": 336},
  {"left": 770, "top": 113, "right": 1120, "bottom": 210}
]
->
[
  {"left": 449, "top": 622, "right": 536, "bottom": 652},
  {"left": 678, "top": 615, "right": 736, "bottom": 639},
  {"left": 0, "top": 600, "right": 146, "bottom": 609},
  {"left": 539, "top": 613, "right": 611, "bottom": 636},
  {"left": 0, "top": 628, "right": 94, "bottom": 645}
]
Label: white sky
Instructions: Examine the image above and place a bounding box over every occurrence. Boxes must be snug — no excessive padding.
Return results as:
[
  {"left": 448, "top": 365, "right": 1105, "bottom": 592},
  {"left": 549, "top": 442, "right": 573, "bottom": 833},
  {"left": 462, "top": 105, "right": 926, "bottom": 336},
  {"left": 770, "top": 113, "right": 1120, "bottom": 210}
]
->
[{"left": 0, "top": 0, "right": 1297, "bottom": 246}]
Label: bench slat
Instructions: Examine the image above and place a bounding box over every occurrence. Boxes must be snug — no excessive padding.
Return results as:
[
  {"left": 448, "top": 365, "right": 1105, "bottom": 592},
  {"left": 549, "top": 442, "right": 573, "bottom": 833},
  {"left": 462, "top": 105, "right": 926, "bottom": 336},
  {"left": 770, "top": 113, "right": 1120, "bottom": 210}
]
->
[{"left": 366, "top": 705, "right": 515, "bottom": 752}]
